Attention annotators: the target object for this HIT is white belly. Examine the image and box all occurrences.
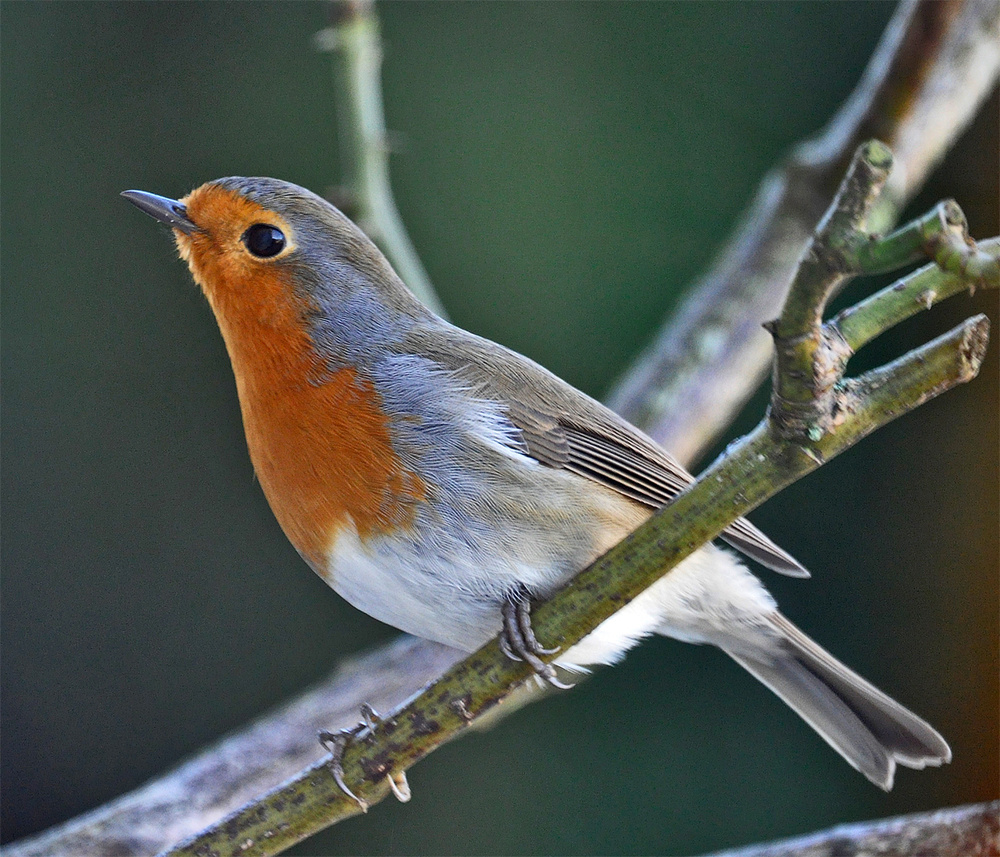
[320,510,776,669]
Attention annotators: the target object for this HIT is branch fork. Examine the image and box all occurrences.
[155,142,995,855]
[767,140,996,446]
[8,0,998,850]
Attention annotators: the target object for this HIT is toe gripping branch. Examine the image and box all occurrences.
[500,584,574,690]
[319,703,411,812]
[320,585,572,812]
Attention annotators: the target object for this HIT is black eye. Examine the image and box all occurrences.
[242,224,286,258]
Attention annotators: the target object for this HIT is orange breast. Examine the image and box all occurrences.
[236,347,425,568]
[176,187,423,567]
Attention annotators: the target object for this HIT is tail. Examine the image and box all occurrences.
[726,613,951,790]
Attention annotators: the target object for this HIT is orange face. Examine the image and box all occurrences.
[174,183,423,568]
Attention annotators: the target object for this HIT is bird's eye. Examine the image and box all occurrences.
[242,224,286,258]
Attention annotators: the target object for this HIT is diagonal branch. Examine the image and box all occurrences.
[704,800,1000,857]
[158,143,996,857]
[7,4,996,856]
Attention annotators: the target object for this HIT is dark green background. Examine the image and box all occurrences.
[2,3,997,855]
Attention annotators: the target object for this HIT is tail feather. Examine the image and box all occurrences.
[727,613,951,790]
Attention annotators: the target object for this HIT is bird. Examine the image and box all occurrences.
[122,177,950,791]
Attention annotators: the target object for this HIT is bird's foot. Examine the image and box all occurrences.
[500,584,573,690]
[319,703,411,810]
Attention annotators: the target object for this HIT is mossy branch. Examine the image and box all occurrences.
[8,3,997,855]
[161,143,996,857]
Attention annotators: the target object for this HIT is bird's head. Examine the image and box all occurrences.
[122,178,428,366]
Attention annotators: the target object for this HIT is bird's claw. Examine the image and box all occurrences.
[359,702,380,732]
[386,769,411,803]
[500,584,574,690]
[318,726,369,812]
[498,631,522,661]
[319,704,384,812]
[320,705,413,810]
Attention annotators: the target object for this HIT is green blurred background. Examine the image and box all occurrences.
[2,2,997,854]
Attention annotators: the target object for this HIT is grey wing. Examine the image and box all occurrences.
[507,402,808,577]
[405,323,808,577]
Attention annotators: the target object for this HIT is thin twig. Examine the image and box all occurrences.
[158,144,995,857]
[835,233,1000,352]
[315,0,446,316]
[703,800,1000,857]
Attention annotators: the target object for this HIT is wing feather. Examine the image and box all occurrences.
[405,324,809,578]
[507,404,808,577]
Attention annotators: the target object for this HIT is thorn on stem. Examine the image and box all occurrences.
[387,770,411,803]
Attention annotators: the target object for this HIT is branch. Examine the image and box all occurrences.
[9,4,997,855]
[704,800,1000,857]
[606,0,1000,463]
[835,231,1000,353]
[155,144,994,857]
[314,0,446,317]
[3,638,466,857]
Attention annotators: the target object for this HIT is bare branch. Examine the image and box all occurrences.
[704,800,1000,857]
[4,638,464,857]
[156,146,995,857]
[315,0,446,316]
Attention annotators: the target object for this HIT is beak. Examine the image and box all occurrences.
[121,190,198,234]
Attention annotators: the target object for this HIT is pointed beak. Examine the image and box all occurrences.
[121,190,198,234]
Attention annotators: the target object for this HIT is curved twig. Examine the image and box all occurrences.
[159,144,995,857]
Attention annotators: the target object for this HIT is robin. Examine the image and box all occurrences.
[122,178,950,791]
